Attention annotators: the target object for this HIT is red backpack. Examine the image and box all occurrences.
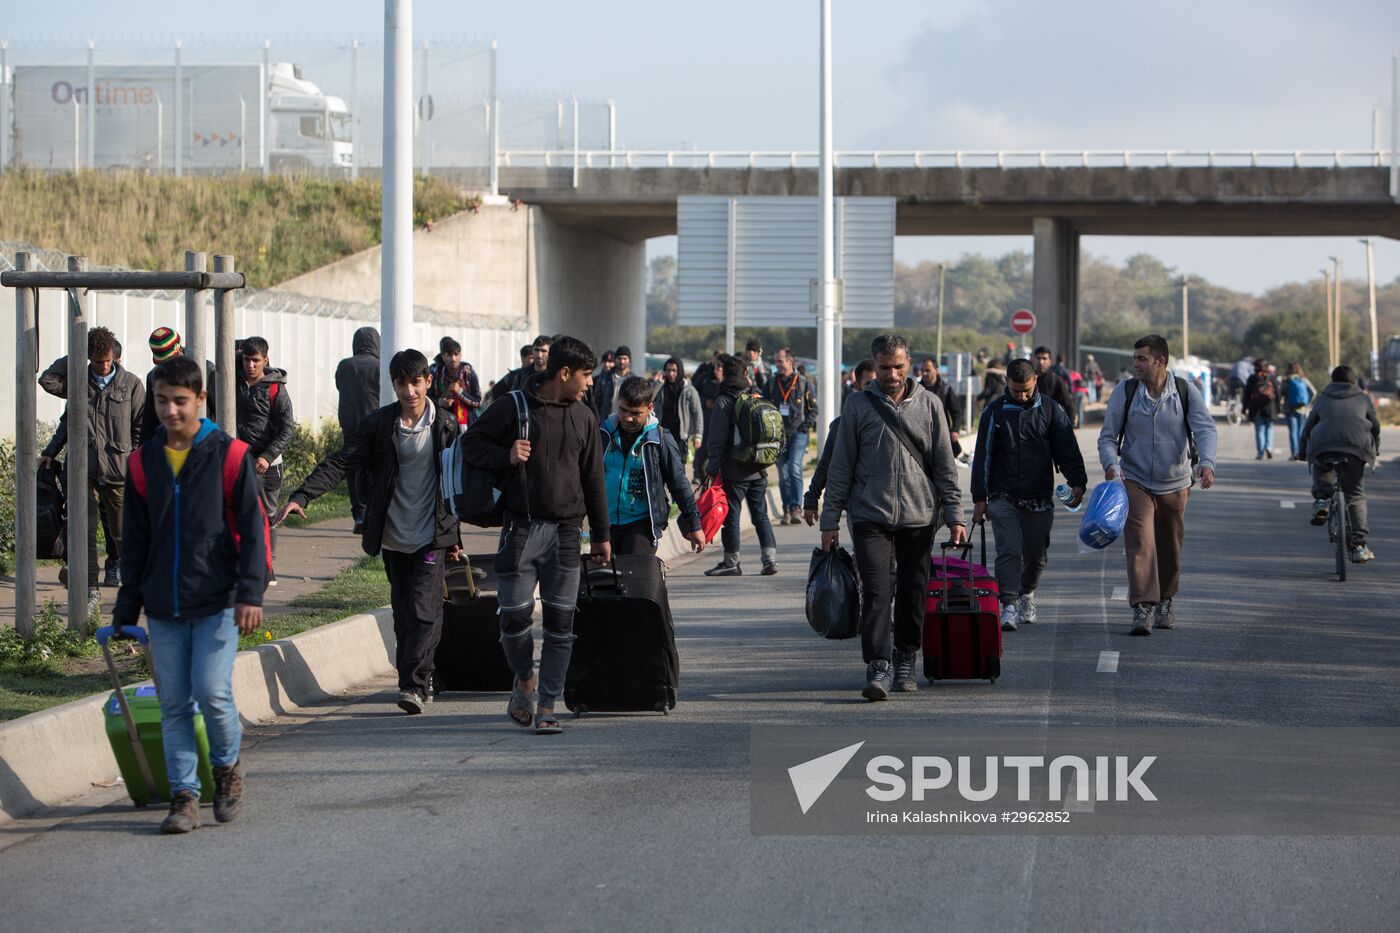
[128,438,273,575]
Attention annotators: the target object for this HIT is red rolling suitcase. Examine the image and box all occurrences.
[923,526,1002,683]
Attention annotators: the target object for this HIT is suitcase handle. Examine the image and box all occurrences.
[96,624,159,801]
[937,523,988,569]
[581,555,627,599]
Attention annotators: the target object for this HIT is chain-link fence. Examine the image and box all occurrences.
[0,37,613,185]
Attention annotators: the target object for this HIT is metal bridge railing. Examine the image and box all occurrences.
[499,148,1397,171]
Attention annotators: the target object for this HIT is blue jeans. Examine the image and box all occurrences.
[148,609,242,796]
[1253,416,1274,456]
[721,477,777,556]
[777,432,807,511]
[1286,409,1307,457]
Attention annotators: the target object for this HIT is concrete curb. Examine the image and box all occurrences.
[0,483,791,824]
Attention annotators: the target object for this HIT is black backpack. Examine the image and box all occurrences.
[36,460,66,559]
[440,391,529,528]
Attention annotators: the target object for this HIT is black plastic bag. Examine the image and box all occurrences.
[806,546,860,640]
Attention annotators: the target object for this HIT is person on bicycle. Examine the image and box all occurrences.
[1297,365,1381,564]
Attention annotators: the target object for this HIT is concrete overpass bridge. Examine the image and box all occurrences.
[495,148,1400,364]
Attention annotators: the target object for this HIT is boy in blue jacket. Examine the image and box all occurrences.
[600,376,706,556]
[113,355,269,835]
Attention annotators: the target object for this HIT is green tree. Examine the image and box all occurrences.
[646,255,678,328]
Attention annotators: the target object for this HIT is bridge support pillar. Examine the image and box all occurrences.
[1032,217,1079,364]
[530,209,646,366]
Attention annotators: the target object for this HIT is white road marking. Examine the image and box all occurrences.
[1097,650,1120,673]
[1111,586,1128,601]
[1280,500,1296,509]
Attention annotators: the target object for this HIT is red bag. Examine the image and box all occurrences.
[696,478,729,544]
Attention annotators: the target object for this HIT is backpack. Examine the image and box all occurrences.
[128,437,273,574]
[1284,376,1310,408]
[35,460,66,560]
[440,390,528,527]
[1255,378,1275,401]
[1116,377,1198,468]
[730,392,786,467]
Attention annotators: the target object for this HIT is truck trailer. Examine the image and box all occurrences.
[5,61,351,174]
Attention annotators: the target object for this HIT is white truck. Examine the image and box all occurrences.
[7,61,352,174]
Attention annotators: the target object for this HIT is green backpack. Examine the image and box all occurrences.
[730,392,786,467]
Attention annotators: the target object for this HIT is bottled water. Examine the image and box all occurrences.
[1055,483,1082,512]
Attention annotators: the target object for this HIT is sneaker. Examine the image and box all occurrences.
[103,559,121,588]
[267,569,278,587]
[212,759,245,823]
[160,790,201,834]
[87,589,102,614]
[891,649,918,693]
[396,690,424,714]
[999,601,1019,632]
[1130,605,1153,636]
[1310,499,1329,526]
[1017,592,1038,624]
[704,560,742,577]
[1153,598,1175,630]
[1351,545,1375,564]
[761,561,779,576]
[862,660,892,702]
[1265,448,1274,459]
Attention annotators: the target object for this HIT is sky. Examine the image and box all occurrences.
[6,0,1400,293]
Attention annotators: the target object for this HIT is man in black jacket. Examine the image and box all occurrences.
[236,337,294,583]
[278,349,462,715]
[918,357,964,458]
[1033,346,1079,428]
[703,354,779,577]
[459,335,610,735]
[488,334,551,403]
[334,327,380,531]
[593,344,634,421]
[971,359,1087,632]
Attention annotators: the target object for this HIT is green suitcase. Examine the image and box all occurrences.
[98,626,215,806]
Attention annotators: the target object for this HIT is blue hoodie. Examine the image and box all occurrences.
[600,414,703,546]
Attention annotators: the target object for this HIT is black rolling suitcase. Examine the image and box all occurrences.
[565,554,679,715]
[432,554,515,694]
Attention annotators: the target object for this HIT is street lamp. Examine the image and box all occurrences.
[1328,255,1342,369]
[1359,237,1379,382]
[935,262,946,362]
[1180,275,1189,360]
[1319,268,1333,370]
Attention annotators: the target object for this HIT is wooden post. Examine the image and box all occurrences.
[213,255,238,436]
[66,255,90,632]
[185,250,207,416]
[13,252,38,638]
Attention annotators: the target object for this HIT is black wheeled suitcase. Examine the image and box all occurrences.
[432,554,515,693]
[565,554,679,715]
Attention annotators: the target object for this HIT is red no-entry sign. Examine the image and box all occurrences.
[1011,309,1036,334]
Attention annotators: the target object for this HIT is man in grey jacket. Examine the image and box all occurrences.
[1298,365,1381,563]
[1097,335,1218,636]
[821,334,966,700]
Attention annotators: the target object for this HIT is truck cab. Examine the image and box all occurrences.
[267,62,352,174]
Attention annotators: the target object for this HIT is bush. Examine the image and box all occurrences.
[0,600,100,676]
[281,420,345,493]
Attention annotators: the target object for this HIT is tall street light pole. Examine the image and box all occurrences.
[1361,237,1379,381]
[1320,268,1333,370]
[935,262,946,362]
[1330,255,1343,369]
[381,0,413,403]
[1180,276,1190,359]
[815,0,837,451]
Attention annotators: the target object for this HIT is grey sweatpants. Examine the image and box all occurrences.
[986,499,1054,603]
[495,516,583,709]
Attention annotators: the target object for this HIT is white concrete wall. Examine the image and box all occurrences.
[0,286,529,440]
[531,208,647,365]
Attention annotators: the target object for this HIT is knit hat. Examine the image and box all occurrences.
[615,345,633,359]
[149,327,182,362]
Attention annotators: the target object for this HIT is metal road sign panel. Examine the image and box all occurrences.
[1011,309,1037,334]
[676,196,895,328]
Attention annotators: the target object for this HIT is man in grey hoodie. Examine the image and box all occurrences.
[1297,365,1381,563]
[1097,335,1218,636]
[821,334,966,701]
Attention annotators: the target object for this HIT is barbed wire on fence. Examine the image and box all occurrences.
[0,241,528,331]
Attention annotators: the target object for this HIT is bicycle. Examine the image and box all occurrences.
[1225,394,1243,427]
[1315,454,1351,581]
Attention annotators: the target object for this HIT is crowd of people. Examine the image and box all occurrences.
[31,319,1383,834]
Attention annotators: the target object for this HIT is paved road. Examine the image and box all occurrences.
[3,422,1398,932]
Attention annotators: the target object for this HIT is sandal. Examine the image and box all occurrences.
[534,713,563,735]
[507,678,536,728]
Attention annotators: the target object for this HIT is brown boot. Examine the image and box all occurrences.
[160,790,201,834]
[212,759,246,824]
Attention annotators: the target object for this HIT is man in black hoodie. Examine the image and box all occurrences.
[488,334,551,403]
[459,335,610,735]
[1033,346,1078,428]
[334,327,380,531]
[279,349,462,715]
[236,337,293,584]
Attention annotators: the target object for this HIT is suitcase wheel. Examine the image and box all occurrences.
[989,677,997,684]
[573,704,589,718]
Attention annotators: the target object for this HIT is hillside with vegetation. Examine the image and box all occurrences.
[0,169,477,288]
[647,252,1400,378]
